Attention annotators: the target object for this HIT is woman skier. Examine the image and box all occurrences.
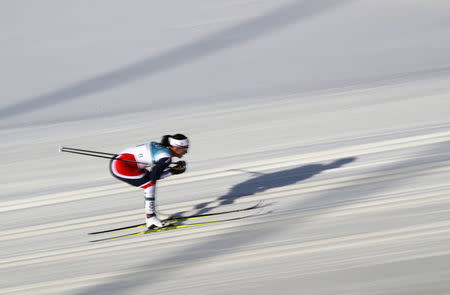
[110,134,189,229]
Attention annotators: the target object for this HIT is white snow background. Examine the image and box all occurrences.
[1,1,450,294]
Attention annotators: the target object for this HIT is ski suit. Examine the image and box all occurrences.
[110,142,173,215]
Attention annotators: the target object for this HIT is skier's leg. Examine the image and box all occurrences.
[110,157,163,228]
[142,182,163,229]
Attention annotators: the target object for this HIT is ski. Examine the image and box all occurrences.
[88,201,263,235]
[90,215,252,242]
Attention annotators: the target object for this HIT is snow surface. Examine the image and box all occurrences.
[1,1,450,294]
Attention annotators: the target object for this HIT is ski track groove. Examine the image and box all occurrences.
[1,159,449,241]
[1,219,450,294]
[1,130,449,212]
[1,181,450,268]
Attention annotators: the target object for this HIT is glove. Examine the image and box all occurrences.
[171,160,186,175]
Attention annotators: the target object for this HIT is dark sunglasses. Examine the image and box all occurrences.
[177,146,189,152]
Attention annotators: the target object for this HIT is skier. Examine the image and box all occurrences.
[110,134,189,229]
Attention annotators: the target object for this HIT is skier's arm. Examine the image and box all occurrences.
[149,157,172,181]
[150,158,187,181]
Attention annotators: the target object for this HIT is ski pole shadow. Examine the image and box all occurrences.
[192,157,357,215]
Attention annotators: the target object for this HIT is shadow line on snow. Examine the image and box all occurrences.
[1,0,345,122]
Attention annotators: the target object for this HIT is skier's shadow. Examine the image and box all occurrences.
[193,157,357,214]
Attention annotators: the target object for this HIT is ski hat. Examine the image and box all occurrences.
[169,137,189,148]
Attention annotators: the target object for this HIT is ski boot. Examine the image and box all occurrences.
[146,214,163,229]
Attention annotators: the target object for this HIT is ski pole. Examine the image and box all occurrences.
[59,146,152,166]
[59,146,117,156]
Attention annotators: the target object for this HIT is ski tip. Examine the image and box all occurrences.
[59,146,65,153]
